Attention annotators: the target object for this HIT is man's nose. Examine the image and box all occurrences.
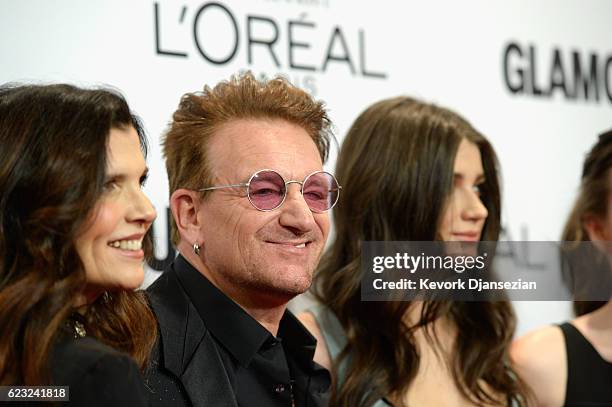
[278,183,316,234]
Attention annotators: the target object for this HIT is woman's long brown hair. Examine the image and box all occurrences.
[313,97,528,406]
[0,84,157,385]
[561,129,612,316]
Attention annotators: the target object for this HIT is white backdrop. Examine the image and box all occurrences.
[2,0,612,335]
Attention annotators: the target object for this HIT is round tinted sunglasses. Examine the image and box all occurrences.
[198,169,341,212]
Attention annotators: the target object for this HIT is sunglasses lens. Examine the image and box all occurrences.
[248,170,286,210]
[303,172,339,212]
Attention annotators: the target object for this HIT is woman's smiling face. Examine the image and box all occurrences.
[75,126,156,292]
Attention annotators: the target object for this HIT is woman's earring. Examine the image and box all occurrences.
[193,242,201,255]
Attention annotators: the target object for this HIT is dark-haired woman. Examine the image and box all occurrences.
[511,130,612,407]
[299,97,528,406]
[0,84,157,405]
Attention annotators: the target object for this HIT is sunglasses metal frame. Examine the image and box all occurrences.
[197,169,341,212]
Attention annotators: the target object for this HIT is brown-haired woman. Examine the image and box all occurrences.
[0,84,157,405]
[511,130,612,406]
[299,96,528,406]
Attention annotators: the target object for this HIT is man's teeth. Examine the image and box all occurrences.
[295,243,306,248]
[108,240,142,251]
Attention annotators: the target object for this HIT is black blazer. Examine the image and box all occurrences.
[145,267,238,407]
[145,260,330,407]
[51,336,148,406]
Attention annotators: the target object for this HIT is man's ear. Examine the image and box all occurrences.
[170,188,205,245]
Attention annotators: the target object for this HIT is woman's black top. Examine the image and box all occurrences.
[50,334,148,406]
[560,322,612,407]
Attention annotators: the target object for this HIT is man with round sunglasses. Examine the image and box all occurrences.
[198,169,340,213]
[145,72,337,407]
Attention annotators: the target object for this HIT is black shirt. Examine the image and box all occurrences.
[174,254,330,407]
[560,322,612,406]
[51,335,148,406]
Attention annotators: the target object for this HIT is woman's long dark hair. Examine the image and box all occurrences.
[561,129,612,316]
[313,97,527,406]
[0,84,157,385]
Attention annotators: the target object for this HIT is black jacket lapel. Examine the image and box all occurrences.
[148,268,237,407]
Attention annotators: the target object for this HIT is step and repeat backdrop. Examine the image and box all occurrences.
[2,0,611,334]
